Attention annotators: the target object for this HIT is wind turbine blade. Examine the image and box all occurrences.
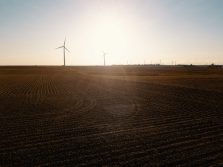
[56,46,64,49]
[102,52,107,57]
[65,47,70,52]
[64,37,66,46]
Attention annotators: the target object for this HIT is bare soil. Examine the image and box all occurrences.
[0,66,223,166]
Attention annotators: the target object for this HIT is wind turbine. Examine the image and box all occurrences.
[56,38,70,66]
[102,51,107,66]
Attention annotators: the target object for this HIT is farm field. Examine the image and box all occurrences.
[0,66,223,166]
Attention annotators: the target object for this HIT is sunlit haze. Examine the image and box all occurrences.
[0,0,223,65]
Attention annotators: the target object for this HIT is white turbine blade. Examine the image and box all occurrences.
[102,52,107,57]
[65,47,70,53]
[56,46,64,49]
[64,37,66,46]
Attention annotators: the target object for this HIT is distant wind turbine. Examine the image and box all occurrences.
[102,51,107,66]
[56,38,70,66]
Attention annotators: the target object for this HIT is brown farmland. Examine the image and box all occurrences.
[0,66,223,166]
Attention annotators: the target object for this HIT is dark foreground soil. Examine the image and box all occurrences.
[0,66,223,167]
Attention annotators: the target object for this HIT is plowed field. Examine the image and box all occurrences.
[0,66,223,166]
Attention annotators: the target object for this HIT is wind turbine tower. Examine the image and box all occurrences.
[103,52,107,66]
[56,38,70,66]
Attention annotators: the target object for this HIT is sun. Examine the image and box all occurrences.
[88,14,130,56]
[73,11,139,65]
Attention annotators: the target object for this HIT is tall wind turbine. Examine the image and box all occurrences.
[56,38,70,66]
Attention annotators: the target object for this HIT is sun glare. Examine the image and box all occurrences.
[74,10,140,65]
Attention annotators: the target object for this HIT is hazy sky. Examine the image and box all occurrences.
[0,0,223,65]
